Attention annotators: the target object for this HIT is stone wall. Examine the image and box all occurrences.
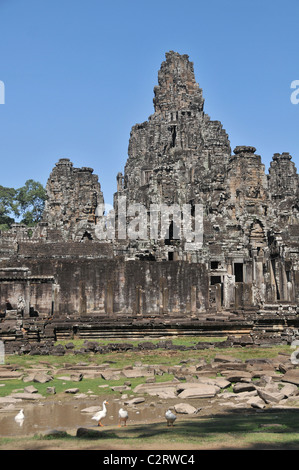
[0,256,208,318]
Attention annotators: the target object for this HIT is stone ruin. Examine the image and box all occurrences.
[0,51,298,351]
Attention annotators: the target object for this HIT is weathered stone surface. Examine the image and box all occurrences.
[24,385,38,394]
[133,381,178,398]
[33,372,53,384]
[221,371,252,382]
[281,370,299,386]
[123,397,145,405]
[56,372,83,382]
[233,382,256,393]
[178,384,219,399]
[10,392,43,400]
[0,50,298,345]
[248,396,267,409]
[213,355,242,364]
[0,371,23,380]
[291,349,299,365]
[197,377,231,389]
[42,158,104,241]
[110,385,131,392]
[0,396,22,404]
[279,383,298,398]
[100,370,122,381]
[122,368,154,379]
[174,403,198,414]
[134,385,177,399]
[256,388,285,404]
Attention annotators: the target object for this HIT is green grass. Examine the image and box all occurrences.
[2,409,299,450]
[0,372,176,398]
[3,336,292,370]
[0,339,292,402]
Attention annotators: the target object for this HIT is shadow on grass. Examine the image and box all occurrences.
[66,407,299,450]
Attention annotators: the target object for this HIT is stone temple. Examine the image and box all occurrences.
[0,51,299,350]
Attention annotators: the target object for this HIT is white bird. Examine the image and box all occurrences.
[15,409,24,421]
[91,400,109,427]
[165,409,176,427]
[118,408,128,427]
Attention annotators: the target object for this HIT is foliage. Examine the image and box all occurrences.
[0,180,46,229]
[16,179,47,226]
[0,185,19,229]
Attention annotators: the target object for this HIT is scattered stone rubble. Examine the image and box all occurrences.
[1,349,299,415]
[1,333,296,356]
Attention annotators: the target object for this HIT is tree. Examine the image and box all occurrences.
[16,180,47,226]
[0,185,19,230]
[0,180,47,230]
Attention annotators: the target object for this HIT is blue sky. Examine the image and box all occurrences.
[0,0,298,205]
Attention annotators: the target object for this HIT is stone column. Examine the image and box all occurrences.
[106,281,114,314]
[24,280,30,318]
[191,286,197,314]
[51,283,60,317]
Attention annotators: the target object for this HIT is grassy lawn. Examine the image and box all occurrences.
[0,372,177,398]
[0,337,292,399]
[1,409,299,450]
[3,336,292,370]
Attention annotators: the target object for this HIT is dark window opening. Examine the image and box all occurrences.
[234,263,244,282]
[138,253,156,261]
[211,261,219,270]
[210,276,221,285]
[168,252,174,261]
[165,220,180,245]
[189,200,195,217]
[286,270,291,282]
[81,231,93,241]
[271,259,280,300]
[170,126,177,147]
[29,307,38,317]
[5,301,13,311]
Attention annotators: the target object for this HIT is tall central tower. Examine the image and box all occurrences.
[117,51,231,207]
[114,51,231,259]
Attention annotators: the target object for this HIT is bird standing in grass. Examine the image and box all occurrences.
[92,400,109,427]
[118,408,128,427]
[165,409,176,427]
